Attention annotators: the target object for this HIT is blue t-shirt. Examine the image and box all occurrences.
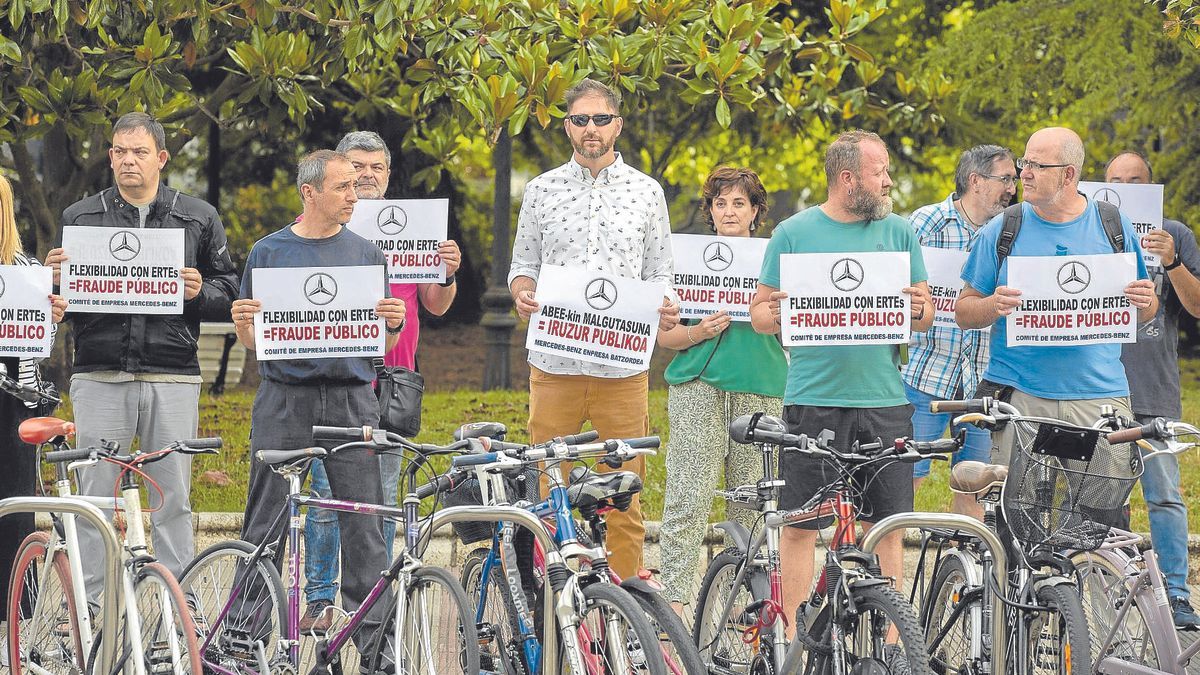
[240,224,390,385]
[760,206,927,408]
[960,200,1149,399]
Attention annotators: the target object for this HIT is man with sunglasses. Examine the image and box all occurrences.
[903,144,1017,519]
[508,78,679,579]
[957,128,1157,488]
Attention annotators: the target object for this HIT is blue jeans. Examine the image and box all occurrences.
[304,454,401,604]
[1137,414,1191,601]
[903,382,992,479]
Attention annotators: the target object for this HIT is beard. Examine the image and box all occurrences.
[847,184,893,221]
[983,192,1013,221]
[572,135,613,160]
[355,181,385,199]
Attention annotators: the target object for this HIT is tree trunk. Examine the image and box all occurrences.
[481,130,517,391]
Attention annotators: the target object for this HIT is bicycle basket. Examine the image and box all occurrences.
[440,469,539,544]
[1002,418,1142,551]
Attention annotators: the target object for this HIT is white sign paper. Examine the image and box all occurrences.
[1006,253,1137,347]
[1079,181,1163,267]
[345,199,449,283]
[525,265,664,370]
[0,265,53,358]
[253,265,386,361]
[779,252,911,346]
[671,234,766,321]
[921,247,970,329]
[61,226,184,314]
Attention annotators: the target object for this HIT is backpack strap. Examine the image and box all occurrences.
[1094,199,1126,253]
[996,203,1024,268]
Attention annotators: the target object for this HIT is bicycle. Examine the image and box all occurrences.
[6,402,213,675]
[1069,416,1200,674]
[180,424,480,674]
[689,413,961,675]
[914,397,1141,675]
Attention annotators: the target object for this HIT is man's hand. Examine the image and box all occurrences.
[45,248,68,286]
[514,289,539,320]
[232,299,262,328]
[375,297,407,329]
[49,295,67,324]
[767,291,787,326]
[1141,230,1177,267]
[991,286,1022,317]
[182,267,203,301]
[439,240,462,276]
[903,285,930,320]
[1124,279,1156,310]
[658,297,681,332]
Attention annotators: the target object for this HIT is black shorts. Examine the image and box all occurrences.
[779,404,915,529]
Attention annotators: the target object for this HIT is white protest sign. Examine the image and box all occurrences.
[345,199,449,283]
[526,264,664,370]
[1079,181,1163,267]
[0,265,53,358]
[779,252,911,346]
[921,247,970,329]
[671,233,766,321]
[61,226,184,314]
[253,265,386,361]
[1006,253,1137,347]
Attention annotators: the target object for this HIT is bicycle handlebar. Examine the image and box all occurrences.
[43,437,221,466]
[44,447,97,464]
[312,425,371,442]
[1106,419,1165,444]
[930,398,992,414]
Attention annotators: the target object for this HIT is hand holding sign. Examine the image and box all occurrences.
[375,296,406,329]
[1124,279,1156,310]
[658,297,681,331]
[992,286,1022,318]
[439,240,462,276]
[692,310,732,341]
[232,298,261,328]
[50,294,66,323]
[1140,229,1177,267]
[904,285,930,322]
[182,267,203,300]
[45,247,67,286]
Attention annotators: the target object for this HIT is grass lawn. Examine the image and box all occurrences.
[62,359,1200,531]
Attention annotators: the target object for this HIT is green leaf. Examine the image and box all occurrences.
[0,35,21,62]
[715,96,730,127]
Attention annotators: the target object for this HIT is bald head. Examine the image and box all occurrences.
[1105,152,1152,184]
[1027,127,1084,174]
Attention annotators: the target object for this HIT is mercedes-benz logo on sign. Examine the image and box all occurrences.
[376,206,408,236]
[584,278,617,311]
[830,258,865,292]
[304,273,338,305]
[1056,261,1091,294]
[1094,188,1121,208]
[109,230,141,262]
[703,241,734,272]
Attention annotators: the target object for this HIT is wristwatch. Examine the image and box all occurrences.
[438,274,456,287]
[386,320,406,335]
[1164,258,1183,271]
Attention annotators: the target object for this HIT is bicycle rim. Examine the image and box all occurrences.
[921,554,983,674]
[1026,583,1091,675]
[574,582,667,675]
[627,587,706,675]
[7,531,85,675]
[1070,550,1162,669]
[460,548,529,675]
[693,550,756,675]
[130,562,204,675]
[375,565,479,674]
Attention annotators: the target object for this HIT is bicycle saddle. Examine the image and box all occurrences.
[567,468,643,512]
[949,460,1009,494]
[18,416,75,444]
[257,447,328,466]
[454,421,507,441]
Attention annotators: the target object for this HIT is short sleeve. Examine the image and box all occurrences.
[239,246,258,299]
[907,228,927,284]
[961,217,1001,296]
[759,226,790,288]
[1173,220,1200,275]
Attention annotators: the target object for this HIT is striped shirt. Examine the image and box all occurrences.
[902,194,991,400]
[8,251,56,408]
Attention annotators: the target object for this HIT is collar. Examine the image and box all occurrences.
[104,184,178,219]
[567,152,625,184]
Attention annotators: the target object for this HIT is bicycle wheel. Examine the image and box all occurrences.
[692,549,757,674]
[625,586,706,675]
[178,539,287,671]
[361,565,480,674]
[7,531,85,674]
[127,562,203,674]
[571,582,667,675]
[460,547,530,675]
[921,554,984,674]
[1070,550,1163,668]
[1026,583,1091,675]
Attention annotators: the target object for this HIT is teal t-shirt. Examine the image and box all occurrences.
[759,206,927,407]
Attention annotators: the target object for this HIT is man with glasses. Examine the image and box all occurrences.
[957,128,1157,486]
[508,78,679,578]
[904,145,1016,519]
[1106,150,1200,628]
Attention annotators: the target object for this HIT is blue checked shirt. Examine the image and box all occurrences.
[902,194,991,400]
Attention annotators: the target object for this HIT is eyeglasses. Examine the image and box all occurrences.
[980,173,1018,186]
[567,114,620,128]
[1016,158,1071,172]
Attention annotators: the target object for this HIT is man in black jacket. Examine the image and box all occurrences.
[45,112,237,604]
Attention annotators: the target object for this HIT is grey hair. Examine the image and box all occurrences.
[336,131,391,166]
[112,112,166,152]
[954,144,1015,194]
[1105,150,1153,182]
[1061,133,1085,176]
[824,129,886,185]
[564,78,621,114]
[296,149,350,196]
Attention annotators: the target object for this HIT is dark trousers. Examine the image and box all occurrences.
[240,379,389,648]
[0,393,37,605]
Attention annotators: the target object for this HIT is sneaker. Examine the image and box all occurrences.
[1172,596,1200,631]
[299,599,334,633]
[883,643,912,675]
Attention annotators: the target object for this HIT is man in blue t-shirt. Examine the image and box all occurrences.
[751,130,933,639]
[957,128,1157,472]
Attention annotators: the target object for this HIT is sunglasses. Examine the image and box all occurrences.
[567,114,620,127]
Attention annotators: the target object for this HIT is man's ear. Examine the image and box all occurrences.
[158,149,169,169]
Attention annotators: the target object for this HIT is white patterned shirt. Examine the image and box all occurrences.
[509,152,674,377]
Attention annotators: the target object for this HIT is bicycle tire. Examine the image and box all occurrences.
[625,586,706,675]
[1027,582,1091,675]
[1070,550,1164,669]
[571,581,668,675]
[460,547,530,675]
[128,562,204,674]
[921,553,984,674]
[361,565,480,674]
[7,531,85,675]
[692,548,758,675]
[178,539,287,671]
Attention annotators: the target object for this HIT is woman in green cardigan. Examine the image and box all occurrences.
[658,167,786,612]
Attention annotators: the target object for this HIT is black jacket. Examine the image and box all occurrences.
[62,185,238,375]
